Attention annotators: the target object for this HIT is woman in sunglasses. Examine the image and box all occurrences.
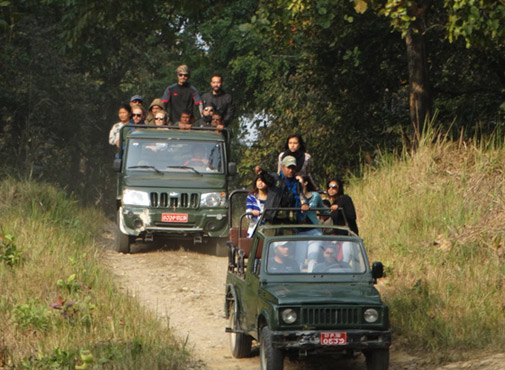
[326,178,358,235]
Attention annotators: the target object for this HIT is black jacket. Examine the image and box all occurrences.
[330,194,358,235]
[202,90,233,126]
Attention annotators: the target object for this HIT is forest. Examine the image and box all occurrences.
[1,0,504,209]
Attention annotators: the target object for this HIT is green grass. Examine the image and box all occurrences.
[349,127,505,362]
[0,178,195,369]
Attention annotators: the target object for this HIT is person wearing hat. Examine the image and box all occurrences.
[160,64,203,124]
[195,102,216,127]
[129,95,143,109]
[255,156,309,224]
[267,241,300,273]
[145,98,166,125]
[201,74,233,127]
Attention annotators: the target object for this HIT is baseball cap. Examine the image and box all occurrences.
[281,156,297,168]
[130,95,143,102]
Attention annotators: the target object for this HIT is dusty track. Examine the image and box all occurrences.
[99,228,505,370]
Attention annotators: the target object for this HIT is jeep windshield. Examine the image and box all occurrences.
[125,138,224,174]
[266,239,367,274]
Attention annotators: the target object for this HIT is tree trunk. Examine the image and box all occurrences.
[405,3,432,141]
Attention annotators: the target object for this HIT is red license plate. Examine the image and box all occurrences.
[320,332,347,345]
[161,213,188,223]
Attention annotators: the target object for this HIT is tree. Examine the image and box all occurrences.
[359,0,505,138]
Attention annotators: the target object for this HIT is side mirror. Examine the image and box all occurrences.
[371,262,384,280]
[228,162,237,176]
[113,158,122,173]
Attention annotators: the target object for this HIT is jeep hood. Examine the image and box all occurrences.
[259,282,382,306]
[123,172,225,190]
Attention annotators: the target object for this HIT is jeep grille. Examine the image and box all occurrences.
[150,192,199,208]
[301,307,360,326]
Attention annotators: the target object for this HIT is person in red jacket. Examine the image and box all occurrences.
[161,65,202,123]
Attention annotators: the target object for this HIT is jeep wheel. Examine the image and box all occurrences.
[115,227,133,253]
[211,237,228,257]
[260,326,283,370]
[229,302,252,358]
[365,349,389,370]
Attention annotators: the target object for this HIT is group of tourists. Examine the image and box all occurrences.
[246,133,359,272]
[246,133,358,238]
[108,64,233,148]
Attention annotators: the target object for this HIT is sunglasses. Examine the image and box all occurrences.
[178,73,189,77]
[131,99,142,103]
[328,185,338,189]
[204,108,214,112]
[154,117,165,120]
[132,113,142,117]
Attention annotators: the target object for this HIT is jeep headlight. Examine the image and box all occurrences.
[122,189,150,206]
[364,308,379,323]
[281,308,298,324]
[200,192,225,207]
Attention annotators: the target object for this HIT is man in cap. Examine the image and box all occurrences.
[130,95,143,109]
[255,155,309,223]
[201,74,233,127]
[161,65,203,124]
[268,241,300,273]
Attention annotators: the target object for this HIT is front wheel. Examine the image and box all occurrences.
[228,302,252,358]
[115,227,133,253]
[210,237,228,257]
[115,211,133,253]
[260,326,283,370]
[365,349,389,370]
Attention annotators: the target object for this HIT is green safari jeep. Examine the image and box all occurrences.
[113,125,236,254]
[225,205,390,370]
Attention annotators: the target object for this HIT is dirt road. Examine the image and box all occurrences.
[99,231,505,370]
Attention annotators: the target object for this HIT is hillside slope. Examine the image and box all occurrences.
[350,132,505,362]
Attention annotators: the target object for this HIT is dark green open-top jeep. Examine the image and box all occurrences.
[113,125,235,254]
[224,196,390,370]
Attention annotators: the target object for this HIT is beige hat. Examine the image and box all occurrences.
[281,156,297,168]
[176,64,189,74]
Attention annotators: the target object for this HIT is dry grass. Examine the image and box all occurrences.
[0,178,194,369]
[349,127,505,362]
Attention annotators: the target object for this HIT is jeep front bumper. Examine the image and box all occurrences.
[270,329,391,352]
[118,206,228,238]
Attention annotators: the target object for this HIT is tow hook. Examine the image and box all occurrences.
[144,232,154,242]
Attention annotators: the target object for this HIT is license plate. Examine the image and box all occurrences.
[161,213,188,223]
[320,332,347,345]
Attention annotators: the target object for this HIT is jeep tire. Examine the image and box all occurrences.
[115,211,133,253]
[260,326,283,370]
[365,349,389,370]
[229,302,252,358]
[212,237,228,257]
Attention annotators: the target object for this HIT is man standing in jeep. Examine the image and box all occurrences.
[202,74,233,127]
[161,65,203,123]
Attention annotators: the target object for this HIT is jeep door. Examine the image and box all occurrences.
[242,236,263,336]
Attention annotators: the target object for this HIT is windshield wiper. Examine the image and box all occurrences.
[165,165,202,176]
[128,165,163,174]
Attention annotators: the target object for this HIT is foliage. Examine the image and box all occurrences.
[0,0,504,208]
[12,299,51,331]
[0,233,24,266]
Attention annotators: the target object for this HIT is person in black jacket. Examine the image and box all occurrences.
[326,178,359,235]
[201,75,233,126]
[255,156,309,224]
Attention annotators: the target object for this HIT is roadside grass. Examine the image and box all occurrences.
[0,178,194,369]
[350,127,505,362]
